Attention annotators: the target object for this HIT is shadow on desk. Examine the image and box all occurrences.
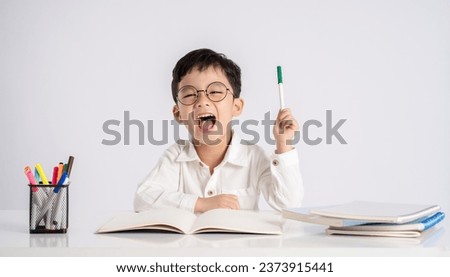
[282,225,445,248]
[95,232,283,248]
[93,226,444,250]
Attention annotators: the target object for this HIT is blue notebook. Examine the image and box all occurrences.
[328,211,445,232]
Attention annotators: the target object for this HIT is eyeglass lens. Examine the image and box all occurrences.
[177,82,228,105]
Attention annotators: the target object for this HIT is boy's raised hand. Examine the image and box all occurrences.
[273,108,299,154]
[195,194,240,213]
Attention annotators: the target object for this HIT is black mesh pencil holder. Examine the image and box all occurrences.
[29,184,69,233]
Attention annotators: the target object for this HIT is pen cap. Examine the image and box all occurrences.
[24,166,37,185]
[277,66,283,84]
[67,156,75,177]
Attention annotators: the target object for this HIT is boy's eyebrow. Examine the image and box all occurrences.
[179,81,228,90]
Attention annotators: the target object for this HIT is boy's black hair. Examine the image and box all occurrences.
[171,48,241,103]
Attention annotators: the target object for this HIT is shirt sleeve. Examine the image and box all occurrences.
[258,148,304,211]
[133,145,198,213]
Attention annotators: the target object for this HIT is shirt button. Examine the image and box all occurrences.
[207,190,214,196]
[272,159,279,166]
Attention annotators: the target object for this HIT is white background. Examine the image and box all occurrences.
[1,0,449,216]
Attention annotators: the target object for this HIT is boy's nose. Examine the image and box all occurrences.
[195,90,211,107]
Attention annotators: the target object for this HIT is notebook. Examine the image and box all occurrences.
[308,201,441,224]
[282,207,371,227]
[325,211,445,238]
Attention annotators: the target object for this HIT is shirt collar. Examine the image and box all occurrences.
[175,130,248,167]
[175,139,198,162]
[224,131,248,166]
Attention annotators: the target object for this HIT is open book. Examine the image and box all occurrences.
[96,208,282,235]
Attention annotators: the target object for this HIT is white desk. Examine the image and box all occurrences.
[0,210,449,257]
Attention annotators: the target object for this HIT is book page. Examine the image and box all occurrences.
[190,209,282,235]
[326,228,422,238]
[282,207,370,227]
[96,209,197,234]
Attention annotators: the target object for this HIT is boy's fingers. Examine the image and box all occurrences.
[280,120,293,129]
[278,114,296,123]
[214,194,239,209]
[220,194,238,200]
[224,194,240,209]
[228,196,240,210]
[231,199,240,210]
[277,108,292,119]
[278,117,299,131]
[276,110,298,128]
[279,108,291,114]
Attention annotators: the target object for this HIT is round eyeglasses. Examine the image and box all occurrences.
[176,81,234,106]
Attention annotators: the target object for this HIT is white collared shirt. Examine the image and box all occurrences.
[134,132,304,212]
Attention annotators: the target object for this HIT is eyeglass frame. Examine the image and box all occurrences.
[176,81,235,106]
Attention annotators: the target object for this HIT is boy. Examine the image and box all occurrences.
[134,48,303,213]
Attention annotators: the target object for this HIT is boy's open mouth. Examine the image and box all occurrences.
[196,113,216,132]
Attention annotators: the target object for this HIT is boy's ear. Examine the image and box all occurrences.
[172,105,182,124]
[232,98,244,117]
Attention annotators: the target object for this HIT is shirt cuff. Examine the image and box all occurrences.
[270,148,299,167]
[179,194,198,213]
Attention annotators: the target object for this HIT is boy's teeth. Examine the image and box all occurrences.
[196,114,216,131]
[197,114,214,119]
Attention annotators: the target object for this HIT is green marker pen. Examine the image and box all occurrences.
[277,66,285,109]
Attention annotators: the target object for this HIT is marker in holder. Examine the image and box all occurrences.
[29,183,69,233]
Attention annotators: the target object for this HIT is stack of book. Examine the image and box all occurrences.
[282,201,445,238]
